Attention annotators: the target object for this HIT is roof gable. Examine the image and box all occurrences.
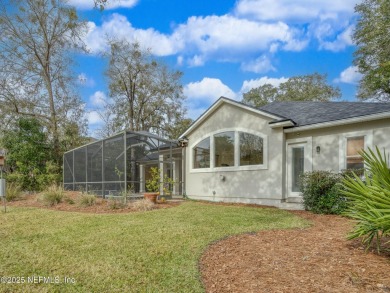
[179,97,282,138]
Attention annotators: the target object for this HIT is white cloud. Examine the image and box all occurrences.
[172,15,307,60]
[234,0,358,22]
[183,76,293,119]
[82,1,357,75]
[184,78,237,102]
[241,55,275,73]
[176,56,184,66]
[87,111,103,125]
[77,73,95,87]
[317,24,354,52]
[240,76,288,93]
[187,55,205,67]
[235,0,357,52]
[334,66,362,84]
[89,91,108,108]
[84,14,176,55]
[183,78,237,119]
[68,0,138,10]
[84,13,307,72]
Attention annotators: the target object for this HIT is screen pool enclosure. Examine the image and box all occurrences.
[63,131,183,197]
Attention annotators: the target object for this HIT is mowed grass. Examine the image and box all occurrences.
[0,201,308,292]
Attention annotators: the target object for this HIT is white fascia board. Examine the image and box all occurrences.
[269,120,295,128]
[179,97,281,138]
[284,112,390,133]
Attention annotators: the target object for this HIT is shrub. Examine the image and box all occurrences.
[6,161,62,192]
[36,161,62,190]
[108,197,126,210]
[300,170,346,214]
[132,199,155,211]
[78,194,96,207]
[6,169,40,192]
[342,147,390,252]
[5,182,23,202]
[63,196,75,205]
[146,167,160,192]
[41,184,64,206]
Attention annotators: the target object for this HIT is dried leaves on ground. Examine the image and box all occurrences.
[200,211,390,293]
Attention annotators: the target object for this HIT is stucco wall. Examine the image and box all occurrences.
[185,102,389,205]
[185,103,285,204]
[286,118,390,172]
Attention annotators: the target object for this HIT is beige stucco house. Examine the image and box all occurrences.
[179,97,390,209]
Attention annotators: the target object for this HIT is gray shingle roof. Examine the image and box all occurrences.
[259,101,390,127]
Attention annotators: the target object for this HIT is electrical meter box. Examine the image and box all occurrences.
[0,179,5,197]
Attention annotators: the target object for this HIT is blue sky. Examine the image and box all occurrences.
[70,0,362,135]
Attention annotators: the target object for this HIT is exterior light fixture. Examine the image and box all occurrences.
[316,146,321,154]
[178,136,189,147]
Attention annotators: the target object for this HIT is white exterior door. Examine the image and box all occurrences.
[287,140,312,197]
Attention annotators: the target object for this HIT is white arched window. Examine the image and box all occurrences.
[193,137,210,169]
[191,130,267,172]
[239,132,264,166]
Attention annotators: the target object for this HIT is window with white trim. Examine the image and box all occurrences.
[239,132,263,166]
[346,136,364,170]
[214,131,235,167]
[191,130,266,171]
[193,137,210,168]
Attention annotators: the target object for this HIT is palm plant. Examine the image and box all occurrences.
[342,147,390,252]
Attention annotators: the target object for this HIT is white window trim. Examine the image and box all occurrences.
[190,134,212,173]
[189,128,268,173]
[338,130,373,171]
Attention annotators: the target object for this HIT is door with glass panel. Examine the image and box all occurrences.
[287,143,307,197]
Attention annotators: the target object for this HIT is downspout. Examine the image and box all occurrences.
[178,137,189,198]
[181,146,186,197]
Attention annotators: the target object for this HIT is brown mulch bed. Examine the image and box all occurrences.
[7,191,181,214]
[200,211,390,293]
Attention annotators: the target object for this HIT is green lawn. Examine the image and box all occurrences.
[0,201,308,292]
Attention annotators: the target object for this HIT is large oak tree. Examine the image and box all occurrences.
[105,39,187,138]
[0,0,88,161]
[242,73,341,107]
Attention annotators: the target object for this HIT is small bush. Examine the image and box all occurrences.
[41,185,64,206]
[78,194,96,207]
[300,170,346,214]
[5,182,23,202]
[108,197,126,210]
[63,196,75,205]
[132,199,155,211]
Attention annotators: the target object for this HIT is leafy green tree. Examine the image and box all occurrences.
[1,118,55,191]
[105,39,187,137]
[242,84,279,107]
[0,0,88,161]
[165,118,193,139]
[242,73,341,107]
[353,0,390,101]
